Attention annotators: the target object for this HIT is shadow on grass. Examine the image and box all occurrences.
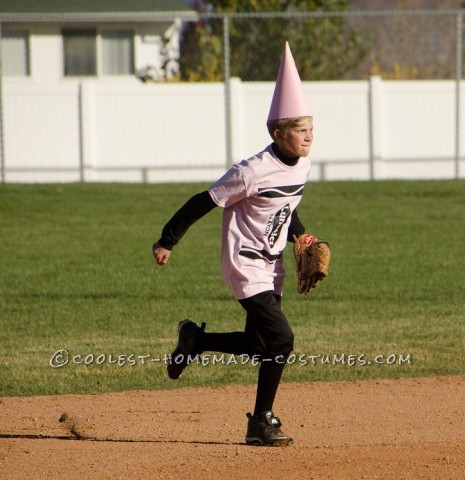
[1,291,139,300]
[1,291,234,301]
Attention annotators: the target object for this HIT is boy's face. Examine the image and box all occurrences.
[274,117,313,158]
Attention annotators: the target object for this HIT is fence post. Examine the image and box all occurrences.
[0,22,5,183]
[229,77,243,166]
[368,75,383,180]
[455,11,463,179]
[79,80,94,183]
[78,82,85,182]
[223,13,233,169]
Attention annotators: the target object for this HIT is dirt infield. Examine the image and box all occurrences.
[1,376,464,479]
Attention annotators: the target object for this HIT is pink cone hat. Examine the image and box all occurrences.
[267,41,312,122]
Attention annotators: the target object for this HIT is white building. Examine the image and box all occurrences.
[0,0,196,82]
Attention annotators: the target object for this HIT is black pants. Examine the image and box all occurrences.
[200,290,294,415]
[240,291,294,358]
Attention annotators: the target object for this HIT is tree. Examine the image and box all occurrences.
[179,0,370,81]
[348,0,465,80]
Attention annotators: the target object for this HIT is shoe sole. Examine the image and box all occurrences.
[166,320,192,380]
[245,436,294,447]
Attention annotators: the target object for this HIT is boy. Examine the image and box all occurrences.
[153,42,313,446]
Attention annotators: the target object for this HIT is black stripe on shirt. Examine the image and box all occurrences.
[257,184,305,198]
[239,246,282,264]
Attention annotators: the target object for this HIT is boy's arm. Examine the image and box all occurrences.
[287,208,305,242]
[153,190,217,265]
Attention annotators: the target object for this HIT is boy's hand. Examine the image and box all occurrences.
[152,243,172,265]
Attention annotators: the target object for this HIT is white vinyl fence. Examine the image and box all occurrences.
[1,76,464,183]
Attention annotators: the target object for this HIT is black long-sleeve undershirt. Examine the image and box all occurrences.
[287,208,305,241]
[156,191,216,250]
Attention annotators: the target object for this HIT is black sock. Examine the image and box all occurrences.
[198,324,287,416]
[253,359,286,416]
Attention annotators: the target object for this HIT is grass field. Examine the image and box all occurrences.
[0,180,464,397]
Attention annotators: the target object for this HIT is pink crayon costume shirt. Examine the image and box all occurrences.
[208,144,311,300]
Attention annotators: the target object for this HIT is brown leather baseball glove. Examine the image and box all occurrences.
[293,234,331,296]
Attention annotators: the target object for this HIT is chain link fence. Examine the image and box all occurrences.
[0,8,464,182]
[179,9,464,82]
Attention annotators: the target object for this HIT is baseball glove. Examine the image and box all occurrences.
[293,234,331,296]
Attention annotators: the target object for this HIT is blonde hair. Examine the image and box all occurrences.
[266,116,312,139]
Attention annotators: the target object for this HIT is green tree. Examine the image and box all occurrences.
[179,0,370,81]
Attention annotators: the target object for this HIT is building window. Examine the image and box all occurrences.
[63,29,97,76]
[101,31,134,75]
[62,29,134,77]
[1,30,30,76]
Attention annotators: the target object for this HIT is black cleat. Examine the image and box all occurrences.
[167,319,206,380]
[245,411,294,446]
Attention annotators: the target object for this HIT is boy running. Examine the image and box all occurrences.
[153,42,313,446]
